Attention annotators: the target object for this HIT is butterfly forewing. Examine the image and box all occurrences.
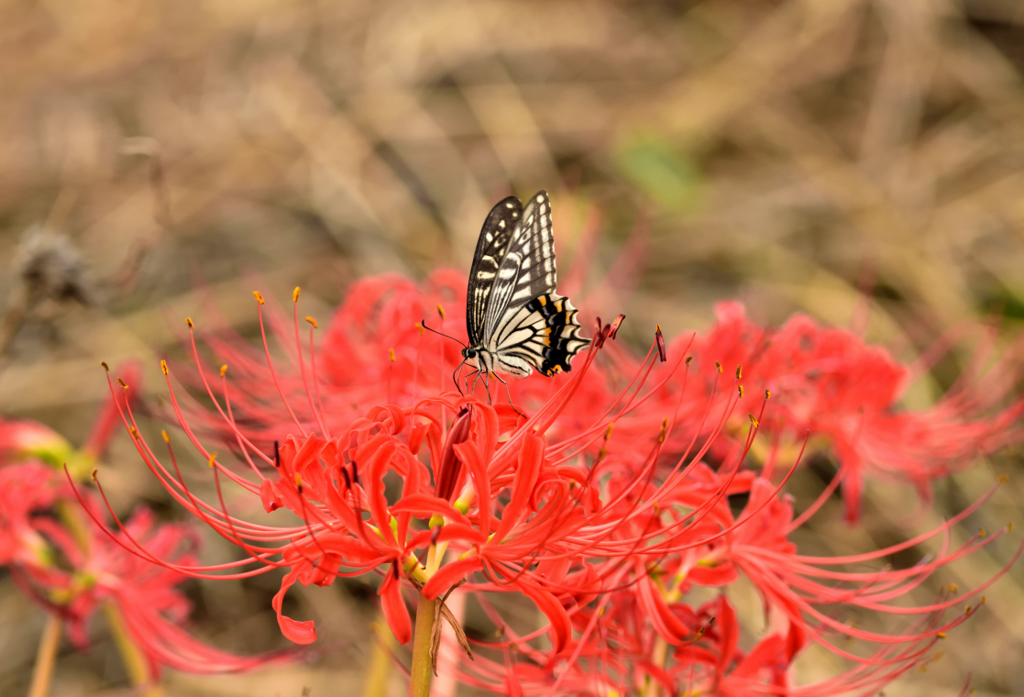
[466,195,522,346]
[482,191,557,341]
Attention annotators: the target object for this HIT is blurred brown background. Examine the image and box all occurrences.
[2,0,1024,695]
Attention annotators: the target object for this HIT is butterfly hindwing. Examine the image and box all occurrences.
[490,293,588,377]
[466,195,522,346]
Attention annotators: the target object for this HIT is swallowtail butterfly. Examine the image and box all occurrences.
[461,191,588,385]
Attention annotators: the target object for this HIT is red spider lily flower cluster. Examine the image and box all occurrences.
[631,301,1024,522]
[177,273,1024,523]
[91,271,1022,696]
[458,474,1016,696]
[0,405,283,677]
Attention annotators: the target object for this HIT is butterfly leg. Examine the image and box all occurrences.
[490,372,525,418]
[468,369,482,399]
[453,358,469,396]
[480,371,493,405]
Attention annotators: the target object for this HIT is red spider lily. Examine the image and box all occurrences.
[0,407,287,677]
[453,471,1018,697]
[174,275,1024,528]
[94,305,747,649]
[90,271,1021,697]
[628,301,1024,522]
[0,419,77,468]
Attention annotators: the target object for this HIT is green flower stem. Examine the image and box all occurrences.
[642,636,669,697]
[28,615,62,697]
[363,617,396,697]
[55,497,163,695]
[409,592,437,697]
[103,602,165,697]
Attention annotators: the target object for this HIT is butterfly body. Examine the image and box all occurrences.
[462,191,587,383]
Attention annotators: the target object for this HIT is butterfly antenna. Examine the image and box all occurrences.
[421,319,466,348]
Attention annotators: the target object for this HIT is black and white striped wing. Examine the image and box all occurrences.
[466,195,522,346]
[481,191,557,342]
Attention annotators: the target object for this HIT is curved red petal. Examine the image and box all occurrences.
[421,556,482,600]
[380,570,412,644]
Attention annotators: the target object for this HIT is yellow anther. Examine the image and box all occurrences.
[765,389,771,400]
[979,528,986,538]
[161,430,170,443]
[937,632,946,639]
[294,473,303,489]
[715,361,722,373]
[100,361,109,371]
[186,317,194,329]
[208,453,217,468]
[981,596,987,605]
[253,291,265,305]
[305,316,318,328]
[604,423,614,440]
[293,286,301,302]
[389,348,396,363]
[161,360,169,376]
[736,365,742,379]
[653,501,660,514]
[655,323,662,334]
[220,364,228,377]
[658,418,668,443]
[685,356,693,366]
[437,304,446,320]
[128,426,138,437]
[738,385,744,398]
[117,377,128,389]
[748,414,759,428]
[948,583,959,594]
[964,606,971,616]
[416,321,424,335]
[1008,522,1014,532]
[91,468,98,482]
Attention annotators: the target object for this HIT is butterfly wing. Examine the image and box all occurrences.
[490,293,588,377]
[466,195,522,346]
[481,191,557,342]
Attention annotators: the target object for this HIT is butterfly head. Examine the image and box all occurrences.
[461,345,491,373]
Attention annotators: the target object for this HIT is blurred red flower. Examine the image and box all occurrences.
[0,408,285,678]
